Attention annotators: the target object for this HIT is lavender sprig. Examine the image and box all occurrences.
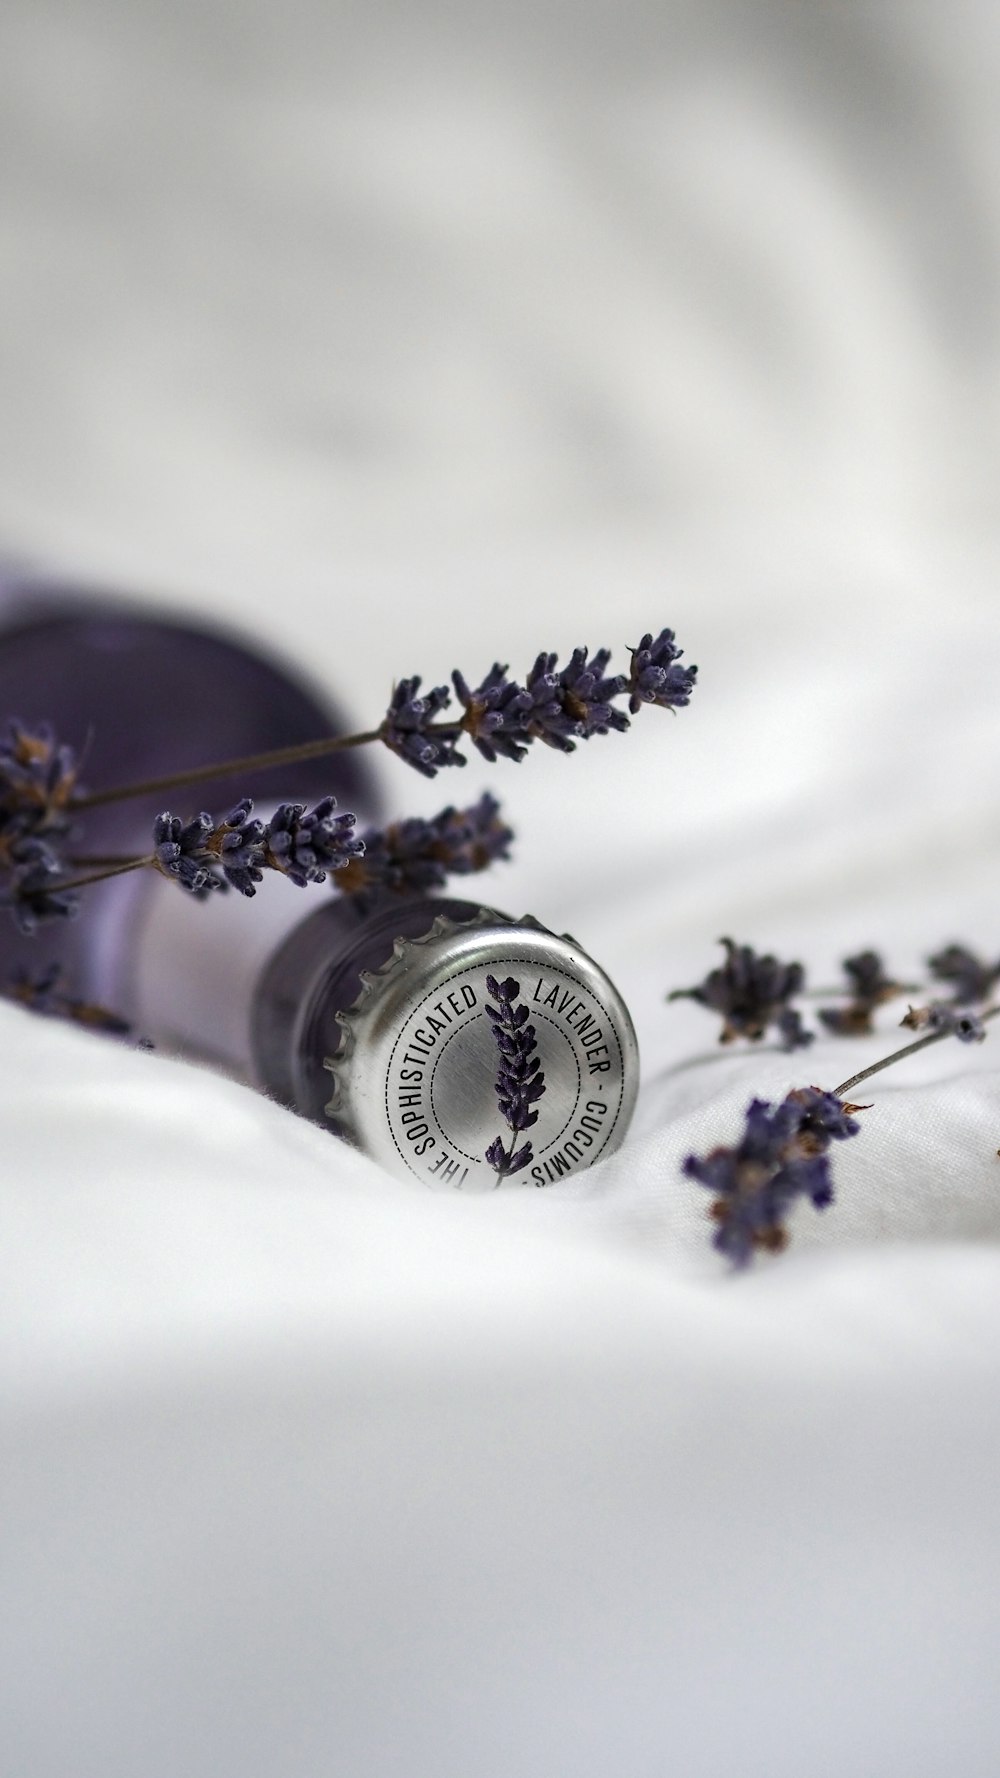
[627,628,698,714]
[3,621,693,921]
[153,796,361,897]
[686,996,1000,1267]
[0,719,80,823]
[684,1088,862,1265]
[265,797,365,886]
[380,678,464,778]
[484,974,546,1181]
[669,938,813,1050]
[338,793,512,907]
[817,949,908,1037]
[0,720,81,928]
[65,621,694,814]
[0,837,81,932]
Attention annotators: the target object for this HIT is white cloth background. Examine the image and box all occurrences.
[2,2,1000,1773]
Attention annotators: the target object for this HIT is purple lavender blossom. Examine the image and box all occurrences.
[842,950,902,1005]
[386,627,695,776]
[484,973,546,1180]
[522,653,581,753]
[339,793,512,906]
[819,949,906,1037]
[669,938,811,1049]
[777,1007,814,1051]
[556,647,630,738]
[927,944,1000,1006]
[380,677,464,777]
[0,719,79,821]
[265,796,363,886]
[452,665,532,764]
[154,797,361,897]
[152,810,226,894]
[683,1087,862,1265]
[627,629,698,714]
[521,646,630,751]
[215,798,268,895]
[0,836,81,932]
[0,720,80,926]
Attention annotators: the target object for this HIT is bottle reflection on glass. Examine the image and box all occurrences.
[0,573,638,1188]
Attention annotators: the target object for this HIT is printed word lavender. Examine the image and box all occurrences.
[484,975,546,1180]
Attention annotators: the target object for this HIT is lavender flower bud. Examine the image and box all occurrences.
[518,645,629,752]
[927,944,1000,1006]
[215,798,268,896]
[818,950,908,1037]
[556,646,630,737]
[669,938,809,1046]
[152,810,225,894]
[0,718,80,823]
[265,797,363,887]
[627,629,698,714]
[0,836,81,932]
[777,1007,814,1051]
[380,677,464,777]
[452,666,532,764]
[522,653,581,753]
[337,793,512,907]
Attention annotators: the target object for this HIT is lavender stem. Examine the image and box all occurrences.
[70,726,390,810]
[832,1003,1000,1096]
[52,855,156,893]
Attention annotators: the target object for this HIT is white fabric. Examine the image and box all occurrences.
[3,3,1000,1772]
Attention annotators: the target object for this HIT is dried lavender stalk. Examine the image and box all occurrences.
[685,999,1000,1267]
[2,623,694,924]
[4,963,142,1043]
[68,624,697,808]
[668,938,812,1050]
[684,1089,862,1266]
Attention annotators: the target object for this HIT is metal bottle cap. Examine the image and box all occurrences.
[324,906,639,1190]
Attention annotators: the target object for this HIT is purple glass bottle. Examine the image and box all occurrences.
[0,569,379,1011]
[0,575,639,1188]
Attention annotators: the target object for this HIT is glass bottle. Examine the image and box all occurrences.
[0,572,638,1188]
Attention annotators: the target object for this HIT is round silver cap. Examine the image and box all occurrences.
[324,907,639,1189]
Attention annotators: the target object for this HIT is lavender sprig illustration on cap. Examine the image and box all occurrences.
[484,975,546,1181]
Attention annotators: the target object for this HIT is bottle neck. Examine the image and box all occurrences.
[250,891,487,1122]
[125,845,322,1071]
[128,867,489,1130]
